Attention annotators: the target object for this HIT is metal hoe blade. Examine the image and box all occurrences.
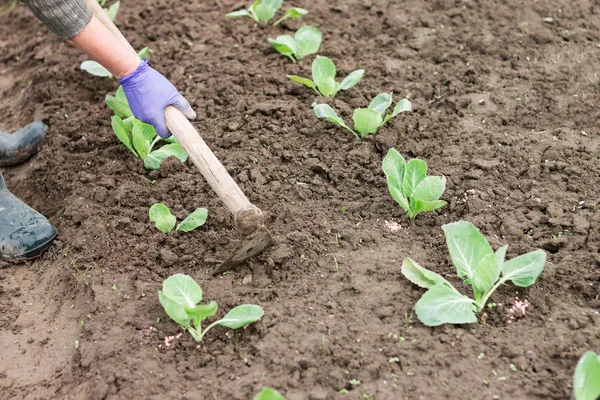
[212,226,273,275]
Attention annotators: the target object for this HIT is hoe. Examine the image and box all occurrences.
[85,0,272,274]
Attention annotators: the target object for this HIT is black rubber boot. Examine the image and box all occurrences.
[0,121,48,167]
[0,172,56,259]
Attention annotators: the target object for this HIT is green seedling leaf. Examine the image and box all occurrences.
[287,75,317,92]
[106,93,132,118]
[138,46,151,59]
[254,2,276,21]
[353,108,383,137]
[369,92,393,116]
[254,387,287,400]
[149,203,176,233]
[263,0,283,10]
[382,148,406,181]
[176,208,208,232]
[402,258,452,289]
[414,283,477,327]
[338,69,364,91]
[412,176,447,217]
[162,136,178,144]
[144,143,188,170]
[268,34,297,61]
[104,0,119,21]
[158,290,191,327]
[401,159,427,198]
[312,56,337,97]
[81,60,112,78]
[442,221,494,283]
[226,9,251,18]
[162,273,203,307]
[414,199,447,215]
[116,85,128,104]
[218,304,264,329]
[412,175,446,202]
[471,252,500,300]
[295,26,322,59]
[383,98,413,123]
[111,115,137,157]
[273,6,308,25]
[132,119,156,159]
[312,56,336,81]
[500,249,546,287]
[574,351,600,400]
[495,245,508,270]
[313,104,356,137]
[247,0,261,21]
[122,116,135,131]
[387,176,410,213]
[185,301,218,329]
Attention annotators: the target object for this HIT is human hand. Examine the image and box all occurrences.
[119,60,196,138]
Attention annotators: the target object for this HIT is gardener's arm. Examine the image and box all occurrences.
[21,0,195,137]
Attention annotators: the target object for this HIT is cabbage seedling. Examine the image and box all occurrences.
[382,148,446,218]
[81,47,150,78]
[158,274,264,342]
[149,203,176,233]
[402,221,546,326]
[149,203,208,233]
[107,86,188,170]
[313,93,412,139]
[227,0,282,23]
[254,387,286,400]
[288,56,364,97]
[227,0,306,25]
[268,26,322,62]
[573,351,600,400]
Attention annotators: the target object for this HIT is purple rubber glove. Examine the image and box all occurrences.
[118,60,196,138]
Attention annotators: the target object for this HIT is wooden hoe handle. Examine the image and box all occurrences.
[85,0,265,232]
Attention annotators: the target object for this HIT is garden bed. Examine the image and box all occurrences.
[0,0,599,399]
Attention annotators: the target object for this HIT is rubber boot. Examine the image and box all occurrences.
[0,172,56,259]
[0,121,48,167]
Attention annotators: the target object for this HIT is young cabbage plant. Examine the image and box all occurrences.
[81,47,149,78]
[402,221,546,327]
[227,0,306,25]
[573,351,600,400]
[268,26,322,62]
[254,387,286,400]
[149,203,208,234]
[226,0,281,23]
[313,93,412,139]
[288,56,364,97]
[107,86,188,170]
[382,148,446,218]
[158,274,264,342]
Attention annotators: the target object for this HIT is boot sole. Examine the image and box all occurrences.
[1,232,57,260]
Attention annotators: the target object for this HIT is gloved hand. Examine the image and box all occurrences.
[119,59,196,138]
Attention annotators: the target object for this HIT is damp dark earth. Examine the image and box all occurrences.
[1,0,599,399]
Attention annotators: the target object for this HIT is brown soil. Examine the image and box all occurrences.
[1,0,599,399]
